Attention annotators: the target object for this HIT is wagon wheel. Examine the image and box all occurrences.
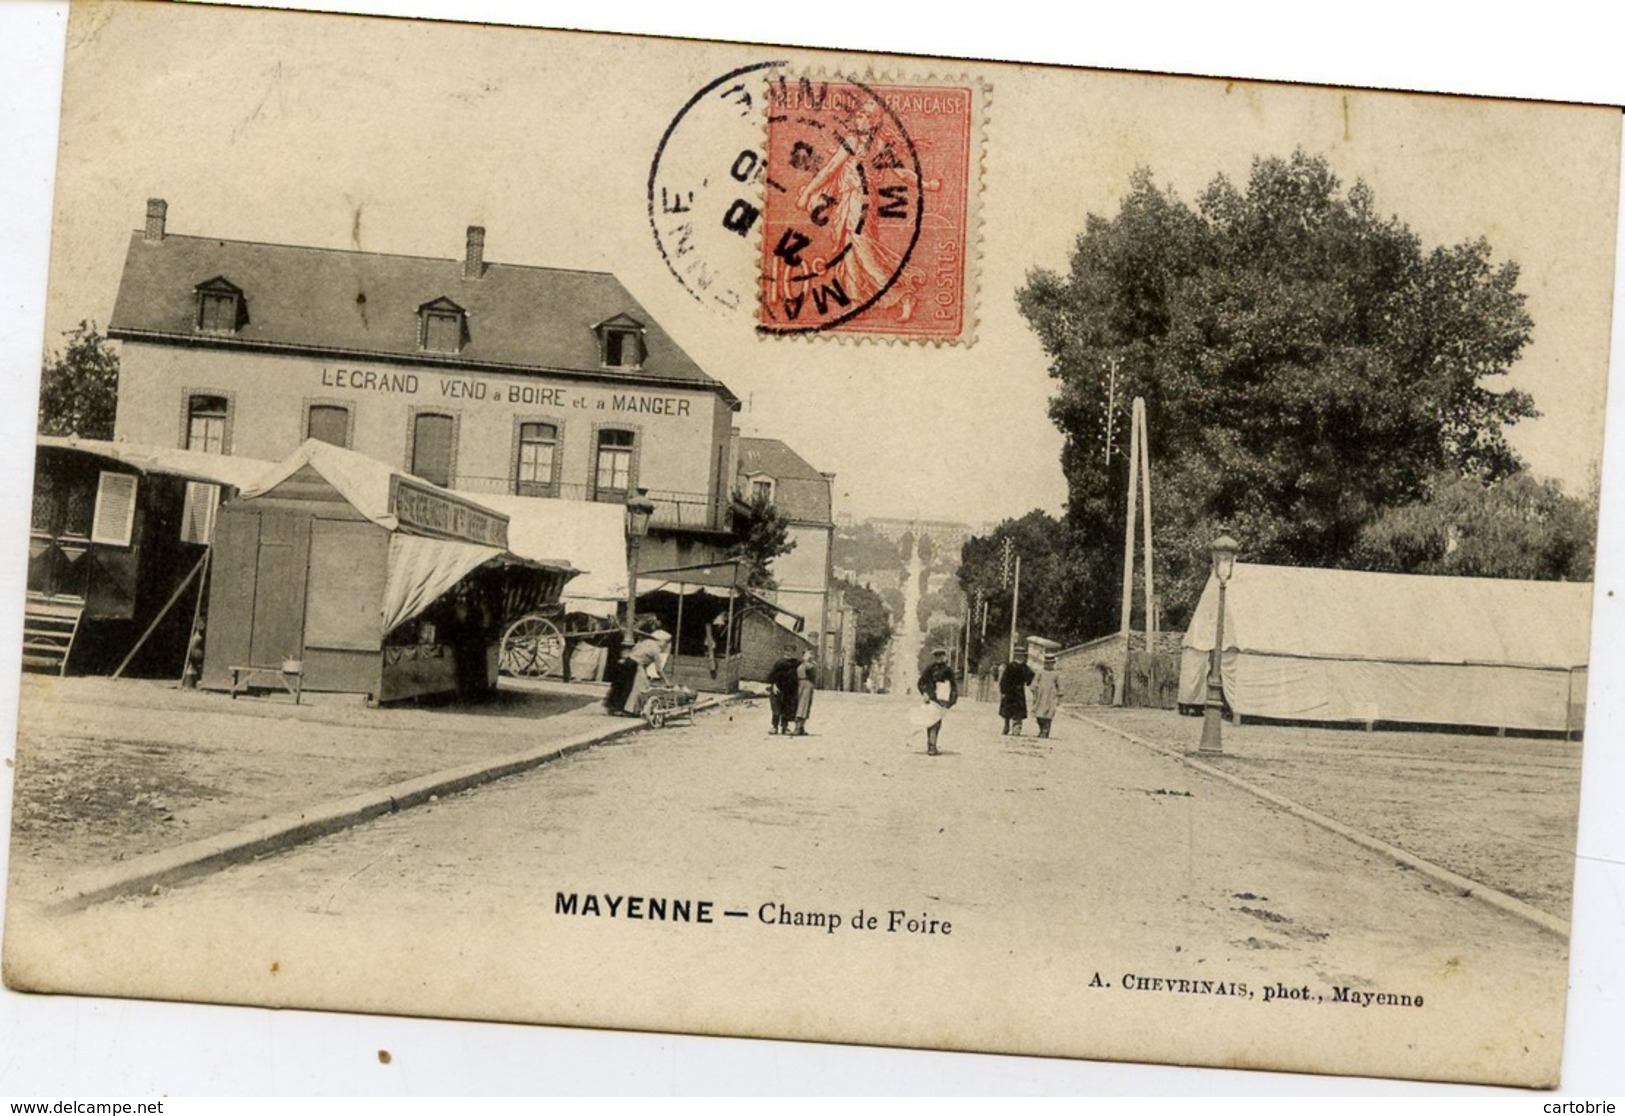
[500,614,566,678]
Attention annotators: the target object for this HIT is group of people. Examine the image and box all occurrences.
[911,642,1064,756]
[998,645,1063,738]
[766,649,818,735]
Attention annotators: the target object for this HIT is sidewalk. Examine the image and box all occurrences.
[7,674,737,909]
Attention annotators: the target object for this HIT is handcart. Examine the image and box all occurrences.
[638,683,697,728]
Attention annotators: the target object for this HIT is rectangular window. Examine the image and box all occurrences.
[411,413,456,488]
[603,329,640,367]
[751,479,773,503]
[594,428,634,499]
[187,394,228,454]
[180,481,221,545]
[516,422,558,496]
[423,312,462,353]
[307,404,351,447]
[198,293,238,334]
[91,471,138,546]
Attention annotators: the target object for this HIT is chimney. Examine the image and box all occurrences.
[144,198,168,242]
[464,225,485,279]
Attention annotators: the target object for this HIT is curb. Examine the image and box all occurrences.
[50,692,745,914]
[1064,709,1571,939]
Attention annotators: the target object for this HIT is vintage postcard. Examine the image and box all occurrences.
[3,1,1623,1095]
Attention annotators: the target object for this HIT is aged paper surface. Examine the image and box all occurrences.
[3,0,1624,1096]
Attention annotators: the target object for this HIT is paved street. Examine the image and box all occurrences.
[7,690,1569,1085]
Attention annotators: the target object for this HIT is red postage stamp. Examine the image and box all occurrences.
[757,76,981,342]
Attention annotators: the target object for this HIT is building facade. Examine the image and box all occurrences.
[108,200,743,574]
[735,437,836,661]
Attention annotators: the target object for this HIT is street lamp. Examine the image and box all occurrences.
[623,486,656,646]
[1199,533,1239,755]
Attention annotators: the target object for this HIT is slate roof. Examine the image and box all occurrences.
[108,230,739,406]
[737,437,832,526]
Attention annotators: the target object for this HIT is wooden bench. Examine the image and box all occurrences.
[228,661,304,704]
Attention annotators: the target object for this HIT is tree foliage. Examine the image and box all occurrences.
[957,510,1096,671]
[39,320,120,439]
[834,521,905,576]
[1017,151,1539,627]
[1353,470,1596,581]
[834,577,894,668]
[728,492,797,589]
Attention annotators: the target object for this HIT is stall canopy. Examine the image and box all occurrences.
[1180,562,1594,732]
[458,493,627,619]
[244,440,572,637]
[37,434,276,490]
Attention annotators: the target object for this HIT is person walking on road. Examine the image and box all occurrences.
[915,646,958,756]
[1031,651,1063,738]
[999,645,1035,735]
[767,651,801,734]
[791,649,818,735]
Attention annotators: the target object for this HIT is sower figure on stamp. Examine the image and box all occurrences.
[1031,651,1063,739]
[999,644,1035,735]
[795,99,938,322]
[915,646,958,756]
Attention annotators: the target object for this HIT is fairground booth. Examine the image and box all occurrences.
[631,558,806,693]
[26,435,274,678]
[200,440,575,704]
[1179,563,1592,736]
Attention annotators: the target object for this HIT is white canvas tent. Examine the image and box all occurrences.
[1179,563,1592,733]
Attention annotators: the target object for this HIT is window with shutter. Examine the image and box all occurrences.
[307,404,351,447]
[181,481,221,544]
[91,472,138,546]
[411,413,456,487]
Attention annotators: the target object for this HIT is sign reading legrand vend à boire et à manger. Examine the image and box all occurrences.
[389,475,509,549]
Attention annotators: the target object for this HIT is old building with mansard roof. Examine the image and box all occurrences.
[108,199,743,570]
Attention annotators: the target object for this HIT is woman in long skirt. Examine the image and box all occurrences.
[792,650,818,735]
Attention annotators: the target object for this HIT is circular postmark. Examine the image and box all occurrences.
[648,64,925,335]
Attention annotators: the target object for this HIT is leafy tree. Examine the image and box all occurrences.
[834,577,893,668]
[834,521,906,576]
[1018,152,1537,627]
[897,530,916,564]
[917,532,936,566]
[39,320,120,438]
[1353,470,1596,581]
[957,510,1096,671]
[728,492,796,589]
[920,622,962,674]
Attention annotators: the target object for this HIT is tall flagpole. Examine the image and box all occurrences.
[1114,399,1142,705]
[1139,399,1156,637]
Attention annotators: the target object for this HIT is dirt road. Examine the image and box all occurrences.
[6,690,1570,1086]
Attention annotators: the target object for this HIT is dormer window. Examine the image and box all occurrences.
[418,297,467,354]
[194,277,245,335]
[593,313,646,369]
[746,474,775,503]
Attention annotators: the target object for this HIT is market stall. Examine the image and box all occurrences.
[201,440,575,704]
[634,559,805,693]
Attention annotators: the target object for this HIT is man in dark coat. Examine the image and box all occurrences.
[916,646,958,756]
[767,652,802,734]
[999,645,1035,735]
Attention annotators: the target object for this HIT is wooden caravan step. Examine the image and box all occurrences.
[20,597,84,676]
